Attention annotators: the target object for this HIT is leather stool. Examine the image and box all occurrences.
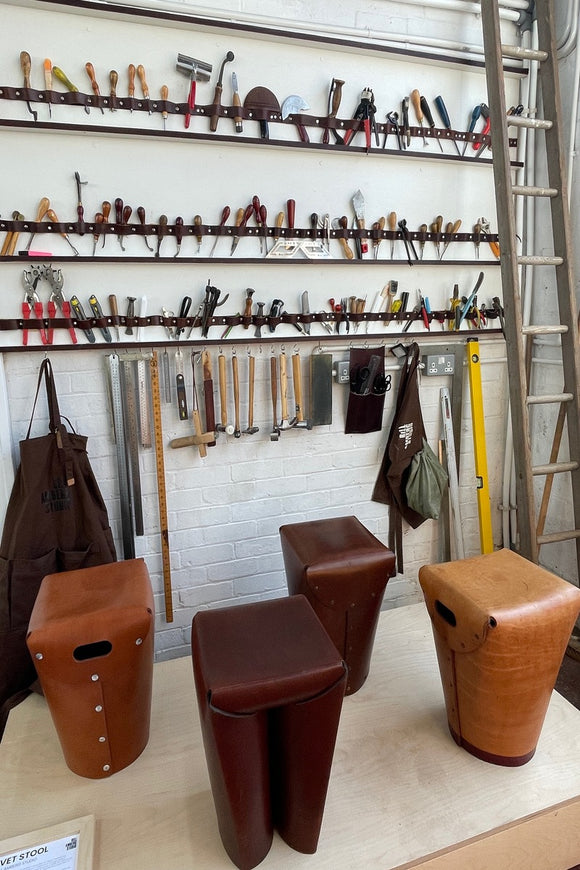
[191,594,347,870]
[26,558,154,779]
[419,548,580,766]
[279,516,395,694]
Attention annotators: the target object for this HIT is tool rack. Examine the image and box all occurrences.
[0,0,521,351]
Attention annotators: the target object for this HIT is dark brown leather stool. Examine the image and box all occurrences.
[26,558,154,779]
[279,516,395,694]
[191,594,347,870]
[419,548,580,766]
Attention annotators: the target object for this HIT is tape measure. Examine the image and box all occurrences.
[150,351,173,622]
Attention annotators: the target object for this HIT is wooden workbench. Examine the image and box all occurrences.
[2,603,580,869]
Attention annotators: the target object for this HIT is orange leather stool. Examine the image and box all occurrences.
[279,516,395,694]
[419,548,580,766]
[26,558,154,779]
[191,594,347,870]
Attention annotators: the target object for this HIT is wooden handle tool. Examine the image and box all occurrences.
[25,196,50,251]
[85,62,104,113]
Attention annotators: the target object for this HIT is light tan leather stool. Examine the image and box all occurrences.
[280,516,395,694]
[419,548,580,766]
[192,594,347,870]
[26,558,154,779]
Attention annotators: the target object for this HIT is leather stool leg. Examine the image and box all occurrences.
[270,667,347,854]
[201,705,272,870]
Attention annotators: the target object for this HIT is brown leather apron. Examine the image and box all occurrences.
[0,359,116,736]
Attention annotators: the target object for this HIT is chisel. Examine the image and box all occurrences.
[232,72,243,133]
[137,64,151,114]
[53,64,90,114]
[160,84,168,129]
[434,95,461,156]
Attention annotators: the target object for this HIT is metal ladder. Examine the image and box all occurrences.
[480,0,580,570]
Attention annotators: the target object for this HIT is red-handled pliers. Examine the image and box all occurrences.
[22,270,48,346]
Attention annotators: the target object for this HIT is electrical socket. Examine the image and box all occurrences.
[336,360,350,384]
[423,354,455,376]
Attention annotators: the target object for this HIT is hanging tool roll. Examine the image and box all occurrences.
[0,359,116,737]
[371,343,427,572]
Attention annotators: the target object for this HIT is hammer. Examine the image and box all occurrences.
[243,353,259,435]
[290,353,312,429]
[279,351,292,430]
[176,53,212,129]
[216,352,234,435]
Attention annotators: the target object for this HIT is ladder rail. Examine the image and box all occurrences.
[481,0,580,566]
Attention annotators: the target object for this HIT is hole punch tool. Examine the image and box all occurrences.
[22,269,47,346]
[176,53,212,130]
[44,265,78,344]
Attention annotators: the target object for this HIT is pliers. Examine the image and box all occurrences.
[22,270,47,346]
[45,267,77,344]
[344,88,379,151]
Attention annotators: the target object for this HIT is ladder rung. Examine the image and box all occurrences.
[500,44,549,62]
[512,185,558,197]
[507,115,553,130]
[537,529,580,546]
[527,393,573,406]
[521,324,568,335]
[533,461,579,476]
[518,255,564,266]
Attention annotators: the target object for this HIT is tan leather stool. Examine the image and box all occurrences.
[280,516,395,694]
[191,594,347,870]
[419,548,580,766]
[26,558,154,779]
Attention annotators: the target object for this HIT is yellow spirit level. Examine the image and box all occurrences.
[466,339,494,553]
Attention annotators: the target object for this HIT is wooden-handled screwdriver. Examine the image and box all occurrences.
[85,62,104,114]
[25,196,50,251]
[20,51,38,120]
[160,84,168,130]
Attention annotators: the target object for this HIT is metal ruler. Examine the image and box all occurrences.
[137,358,152,447]
[440,387,464,560]
[121,359,144,537]
[150,351,173,622]
[106,353,135,559]
[466,339,494,554]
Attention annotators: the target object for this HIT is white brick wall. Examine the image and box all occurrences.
[0,0,516,661]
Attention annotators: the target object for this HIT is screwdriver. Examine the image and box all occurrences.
[137,64,151,114]
[85,62,104,114]
[137,206,154,251]
[410,89,427,146]
[462,103,482,156]
[419,96,442,152]
[25,196,50,251]
[46,207,80,255]
[160,84,168,130]
[43,58,52,118]
[53,65,90,114]
[109,70,118,111]
[434,95,461,156]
